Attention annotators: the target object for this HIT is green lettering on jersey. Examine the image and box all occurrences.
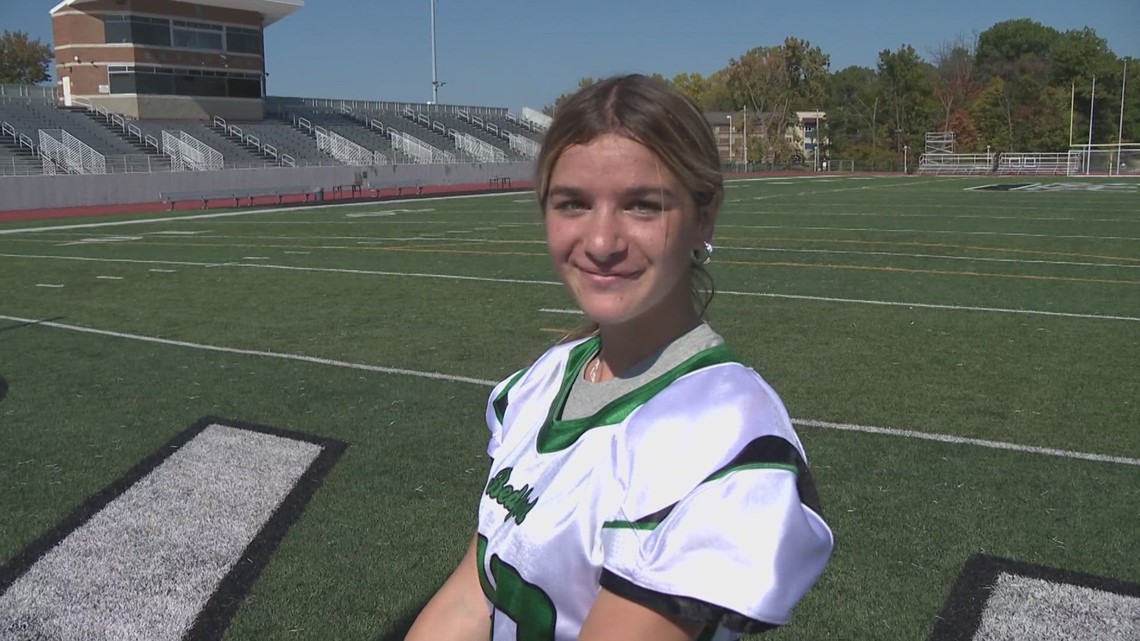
[485,467,539,525]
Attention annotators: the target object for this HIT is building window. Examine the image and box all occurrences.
[226,28,262,55]
[108,66,262,98]
[172,26,224,51]
[103,15,171,47]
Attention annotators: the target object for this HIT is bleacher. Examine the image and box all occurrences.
[283,109,408,164]
[0,93,543,177]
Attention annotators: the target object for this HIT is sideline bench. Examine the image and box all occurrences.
[159,185,314,210]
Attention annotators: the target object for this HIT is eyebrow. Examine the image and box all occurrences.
[546,185,677,200]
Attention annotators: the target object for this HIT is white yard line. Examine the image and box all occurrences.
[717,223,1140,242]
[3,252,1137,322]
[96,275,124,280]
[0,191,523,236]
[2,313,1135,467]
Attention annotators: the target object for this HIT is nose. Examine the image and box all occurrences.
[583,206,626,264]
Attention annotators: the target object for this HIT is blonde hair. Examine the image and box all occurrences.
[535,74,723,340]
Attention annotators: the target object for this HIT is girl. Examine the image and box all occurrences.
[407,74,832,641]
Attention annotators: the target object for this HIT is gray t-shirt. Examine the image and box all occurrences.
[563,323,726,420]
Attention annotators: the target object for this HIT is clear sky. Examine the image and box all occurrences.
[4,0,1138,112]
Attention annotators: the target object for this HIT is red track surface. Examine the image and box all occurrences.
[0,181,535,223]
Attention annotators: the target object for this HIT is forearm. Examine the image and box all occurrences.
[405,534,490,641]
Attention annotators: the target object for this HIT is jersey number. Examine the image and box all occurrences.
[477,534,557,641]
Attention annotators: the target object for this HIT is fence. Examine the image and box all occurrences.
[315,126,387,166]
[390,130,456,164]
[507,132,540,159]
[162,130,223,171]
[268,95,506,117]
[453,131,507,163]
[38,129,106,174]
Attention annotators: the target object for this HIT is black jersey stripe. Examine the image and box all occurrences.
[600,570,779,634]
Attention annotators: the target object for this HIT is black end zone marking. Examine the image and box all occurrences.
[928,553,1140,640]
[0,416,347,641]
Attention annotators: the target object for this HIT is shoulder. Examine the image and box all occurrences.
[628,360,801,459]
[618,361,805,512]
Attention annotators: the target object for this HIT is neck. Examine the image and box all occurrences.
[594,305,700,380]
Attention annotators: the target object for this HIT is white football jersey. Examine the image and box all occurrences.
[477,336,833,641]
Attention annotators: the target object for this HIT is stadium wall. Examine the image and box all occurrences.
[0,162,534,212]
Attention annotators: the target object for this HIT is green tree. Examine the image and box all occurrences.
[974,19,1060,79]
[877,45,937,155]
[827,65,882,159]
[0,30,53,85]
[724,38,829,163]
[671,72,712,108]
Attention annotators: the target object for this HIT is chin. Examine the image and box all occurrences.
[577,301,644,328]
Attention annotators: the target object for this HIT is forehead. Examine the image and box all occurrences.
[549,134,682,192]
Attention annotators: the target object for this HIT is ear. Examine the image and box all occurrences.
[695,192,722,243]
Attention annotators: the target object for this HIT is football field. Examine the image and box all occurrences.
[1,175,1138,640]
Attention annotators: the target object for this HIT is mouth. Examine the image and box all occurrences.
[577,266,641,285]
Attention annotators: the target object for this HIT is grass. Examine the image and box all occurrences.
[1,175,1138,640]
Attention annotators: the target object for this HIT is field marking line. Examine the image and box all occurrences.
[3,313,1136,468]
[725,210,1140,223]
[95,275,124,280]
[716,258,1140,286]
[4,251,1139,322]
[717,236,1140,264]
[717,244,1140,269]
[0,191,525,236]
[8,235,1132,285]
[34,283,64,288]
[716,223,1140,242]
[0,314,498,386]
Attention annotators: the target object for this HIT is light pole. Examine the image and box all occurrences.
[903,145,909,174]
[727,115,733,167]
[430,0,444,103]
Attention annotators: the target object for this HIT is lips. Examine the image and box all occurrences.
[577,266,641,287]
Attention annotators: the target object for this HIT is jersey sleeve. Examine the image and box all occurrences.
[484,368,527,460]
[599,376,833,633]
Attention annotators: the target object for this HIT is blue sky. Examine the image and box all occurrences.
[6,0,1138,112]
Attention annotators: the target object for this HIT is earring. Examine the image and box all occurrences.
[691,241,713,265]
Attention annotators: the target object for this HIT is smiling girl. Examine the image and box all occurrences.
[406,74,833,641]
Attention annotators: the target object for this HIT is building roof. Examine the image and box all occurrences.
[50,0,304,26]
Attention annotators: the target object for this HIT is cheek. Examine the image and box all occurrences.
[544,218,574,262]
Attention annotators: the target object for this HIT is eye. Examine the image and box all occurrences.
[627,200,664,216]
[551,200,589,214]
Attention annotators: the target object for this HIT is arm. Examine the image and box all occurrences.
[579,588,702,641]
[405,533,490,641]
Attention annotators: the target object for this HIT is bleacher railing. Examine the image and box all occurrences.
[521,107,552,131]
[162,130,223,171]
[453,131,507,163]
[918,152,1083,176]
[1,84,57,100]
[38,129,106,174]
[268,95,506,117]
[390,130,455,164]
[315,125,388,166]
[507,132,540,159]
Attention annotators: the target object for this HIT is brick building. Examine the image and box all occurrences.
[50,0,300,120]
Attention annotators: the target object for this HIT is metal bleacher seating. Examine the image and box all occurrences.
[286,109,409,164]
[0,99,171,173]
[370,108,459,157]
[231,119,339,166]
